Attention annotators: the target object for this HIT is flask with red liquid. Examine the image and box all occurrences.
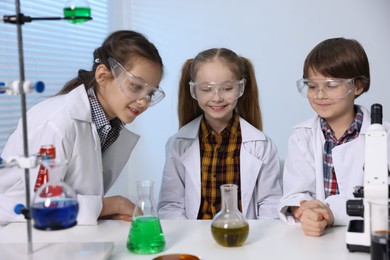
[30,144,79,230]
[34,144,56,192]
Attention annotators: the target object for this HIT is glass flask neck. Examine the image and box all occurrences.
[221,184,239,213]
[134,180,157,217]
[137,180,154,199]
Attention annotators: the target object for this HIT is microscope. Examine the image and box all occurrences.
[346,103,389,252]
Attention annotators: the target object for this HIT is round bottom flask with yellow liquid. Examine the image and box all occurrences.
[211,184,249,247]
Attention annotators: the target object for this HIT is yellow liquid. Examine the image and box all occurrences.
[211,223,249,247]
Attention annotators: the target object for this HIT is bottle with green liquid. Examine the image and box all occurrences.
[127,181,165,254]
[63,0,91,24]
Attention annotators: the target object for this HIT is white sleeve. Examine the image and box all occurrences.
[255,138,283,220]
[278,130,316,224]
[76,194,103,225]
[157,137,188,220]
[0,122,40,225]
[0,167,26,224]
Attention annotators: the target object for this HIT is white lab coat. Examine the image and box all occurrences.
[278,105,390,226]
[0,85,139,225]
[158,115,282,220]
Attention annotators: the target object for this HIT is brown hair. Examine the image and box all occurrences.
[303,37,370,98]
[178,48,263,130]
[57,30,163,95]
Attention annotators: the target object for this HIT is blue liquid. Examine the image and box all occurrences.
[31,200,79,230]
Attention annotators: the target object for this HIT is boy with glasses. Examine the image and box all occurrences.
[278,38,390,236]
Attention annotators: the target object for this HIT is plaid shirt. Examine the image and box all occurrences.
[321,106,363,198]
[87,87,125,152]
[197,113,242,219]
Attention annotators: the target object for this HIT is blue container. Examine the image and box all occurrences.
[31,200,78,230]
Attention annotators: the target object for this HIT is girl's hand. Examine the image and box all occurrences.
[99,195,135,221]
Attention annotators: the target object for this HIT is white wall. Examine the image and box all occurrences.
[107,0,390,200]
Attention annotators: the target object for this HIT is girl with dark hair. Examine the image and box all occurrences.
[0,30,165,225]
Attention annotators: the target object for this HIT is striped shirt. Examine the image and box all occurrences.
[321,106,363,198]
[197,113,242,219]
[87,87,125,152]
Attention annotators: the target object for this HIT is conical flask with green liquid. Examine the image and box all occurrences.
[127,180,165,254]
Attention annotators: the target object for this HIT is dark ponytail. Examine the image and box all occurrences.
[57,30,163,95]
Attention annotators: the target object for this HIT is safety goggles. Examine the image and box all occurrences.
[296,78,355,100]
[189,79,245,101]
[108,57,165,106]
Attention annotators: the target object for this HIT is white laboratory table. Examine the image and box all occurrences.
[0,219,369,260]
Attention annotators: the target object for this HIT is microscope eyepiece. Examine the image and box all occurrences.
[370,103,383,124]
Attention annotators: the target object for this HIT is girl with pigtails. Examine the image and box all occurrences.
[158,48,282,220]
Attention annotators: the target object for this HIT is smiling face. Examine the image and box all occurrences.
[307,68,363,128]
[193,60,240,132]
[95,57,162,124]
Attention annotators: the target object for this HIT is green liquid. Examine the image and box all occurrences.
[211,223,249,247]
[63,7,91,24]
[127,216,165,254]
